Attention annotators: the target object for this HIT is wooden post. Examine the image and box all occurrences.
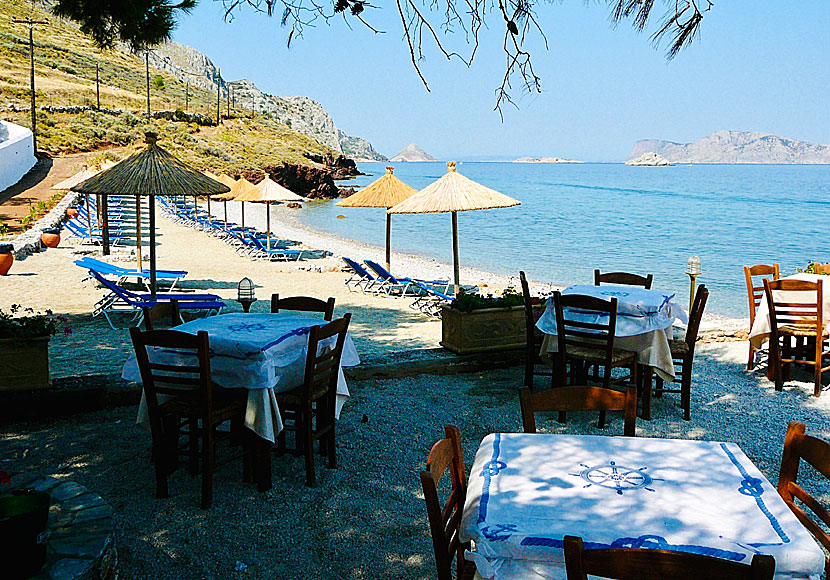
[226,85,230,118]
[451,211,460,294]
[185,80,189,111]
[101,195,110,256]
[13,18,48,154]
[148,196,157,299]
[266,203,271,251]
[385,213,392,271]
[216,69,221,125]
[135,196,142,269]
[95,63,100,109]
[145,50,151,118]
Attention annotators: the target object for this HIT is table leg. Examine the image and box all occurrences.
[254,434,272,492]
[641,365,652,421]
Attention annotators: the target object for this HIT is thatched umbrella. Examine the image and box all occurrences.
[211,174,237,226]
[336,166,417,270]
[71,132,230,298]
[388,161,520,292]
[203,170,220,220]
[234,177,305,250]
[214,178,259,231]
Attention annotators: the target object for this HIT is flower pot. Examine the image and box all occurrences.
[0,336,50,391]
[65,207,79,218]
[40,229,61,249]
[0,244,13,276]
[440,304,543,354]
[0,489,50,579]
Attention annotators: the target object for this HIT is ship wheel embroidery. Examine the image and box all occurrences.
[571,461,662,495]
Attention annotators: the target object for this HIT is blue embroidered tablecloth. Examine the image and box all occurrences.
[460,433,824,580]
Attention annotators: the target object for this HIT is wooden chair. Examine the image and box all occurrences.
[520,271,551,387]
[419,425,476,580]
[744,264,780,370]
[594,269,653,289]
[275,313,351,486]
[777,421,830,573]
[270,293,335,321]
[553,291,637,427]
[129,327,249,509]
[563,535,775,580]
[142,299,182,331]
[520,385,637,436]
[764,279,830,397]
[647,284,709,421]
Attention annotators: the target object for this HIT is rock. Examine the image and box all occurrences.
[628,130,830,164]
[625,152,674,166]
[390,144,437,162]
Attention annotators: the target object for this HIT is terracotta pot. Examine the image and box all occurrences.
[0,244,13,276]
[65,207,78,218]
[40,229,60,249]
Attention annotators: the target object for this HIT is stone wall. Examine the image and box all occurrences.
[11,190,84,259]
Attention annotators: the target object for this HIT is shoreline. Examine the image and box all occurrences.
[210,199,747,332]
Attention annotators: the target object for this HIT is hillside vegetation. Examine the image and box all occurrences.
[0,0,341,171]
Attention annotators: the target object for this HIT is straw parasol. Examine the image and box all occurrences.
[388,161,520,292]
[203,170,220,220]
[213,177,259,231]
[234,177,305,250]
[71,132,230,298]
[211,173,237,225]
[336,166,417,270]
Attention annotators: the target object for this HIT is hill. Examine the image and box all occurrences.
[390,144,436,162]
[628,131,830,164]
[0,0,372,183]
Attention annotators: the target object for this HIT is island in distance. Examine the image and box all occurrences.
[626,152,673,166]
[514,156,583,163]
[390,144,437,162]
[628,130,830,164]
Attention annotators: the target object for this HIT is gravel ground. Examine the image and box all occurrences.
[3,341,830,579]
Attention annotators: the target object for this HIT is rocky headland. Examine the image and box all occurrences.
[629,130,830,164]
[390,144,437,162]
[625,152,674,166]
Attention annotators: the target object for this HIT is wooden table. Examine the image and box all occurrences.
[460,433,824,580]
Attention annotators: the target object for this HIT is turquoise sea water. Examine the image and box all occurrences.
[296,162,830,318]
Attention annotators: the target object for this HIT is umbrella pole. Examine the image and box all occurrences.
[207,196,211,222]
[266,203,271,251]
[451,211,460,294]
[241,201,245,231]
[149,196,157,300]
[135,196,142,269]
[85,194,92,232]
[224,201,228,229]
[101,195,110,256]
[385,213,392,271]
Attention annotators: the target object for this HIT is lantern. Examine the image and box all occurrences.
[236,277,257,313]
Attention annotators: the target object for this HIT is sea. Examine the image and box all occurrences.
[290,162,830,319]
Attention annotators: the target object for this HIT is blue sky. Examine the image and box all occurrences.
[172,1,829,161]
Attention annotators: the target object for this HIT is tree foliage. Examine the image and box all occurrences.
[51,0,713,113]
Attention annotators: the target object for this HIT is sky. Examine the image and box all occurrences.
[171,1,830,161]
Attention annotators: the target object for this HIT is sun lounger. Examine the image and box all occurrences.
[342,257,381,293]
[64,220,126,246]
[409,280,454,317]
[86,269,224,329]
[363,260,450,297]
[74,257,187,290]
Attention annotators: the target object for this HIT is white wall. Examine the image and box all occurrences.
[0,120,37,193]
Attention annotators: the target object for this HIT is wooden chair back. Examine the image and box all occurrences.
[763,279,822,338]
[594,269,653,289]
[743,264,780,326]
[563,535,775,580]
[778,421,830,571]
[271,293,335,321]
[142,300,182,331]
[129,327,212,439]
[519,385,636,436]
[684,284,709,354]
[300,314,351,406]
[812,263,830,275]
[554,292,618,389]
[419,425,472,580]
[519,271,549,386]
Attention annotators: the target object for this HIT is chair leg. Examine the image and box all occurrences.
[201,424,215,509]
[681,360,692,421]
[597,410,607,429]
[747,343,755,371]
[815,340,823,397]
[771,339,784,392]
[303,405,316,487]
[153,442,170,499]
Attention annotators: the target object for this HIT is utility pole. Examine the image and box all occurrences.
[216,69,221,125]
[185,80,189,112]
[13,17,48,154]
[145,49,151,118]
[226,85,230,118]
[231,87,235,111]
[95,63,100,109]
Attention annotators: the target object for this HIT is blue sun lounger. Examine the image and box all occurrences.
[87,269,224,329]
[363,260,451,297]
[342,257,380,293]
[64,220,126,246]
[74,257,188,290]
[409,280,454,317]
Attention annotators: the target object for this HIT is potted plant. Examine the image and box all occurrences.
[40,228,61,249]
[440,286,544,354]
[0,305,70,391]
[0,244,13,276]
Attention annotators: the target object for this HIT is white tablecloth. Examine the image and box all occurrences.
[460,433,824,580]
[536,285,687,381]
[123,313,360,443]
[749,273,830,350]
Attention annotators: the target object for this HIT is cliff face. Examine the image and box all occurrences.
[628,131,830,164]
[149,43,386,160]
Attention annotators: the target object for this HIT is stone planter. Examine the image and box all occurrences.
[0,243,13,275]
[0,336,51,391]
[40,228,61,248]
[440,304,543,354]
